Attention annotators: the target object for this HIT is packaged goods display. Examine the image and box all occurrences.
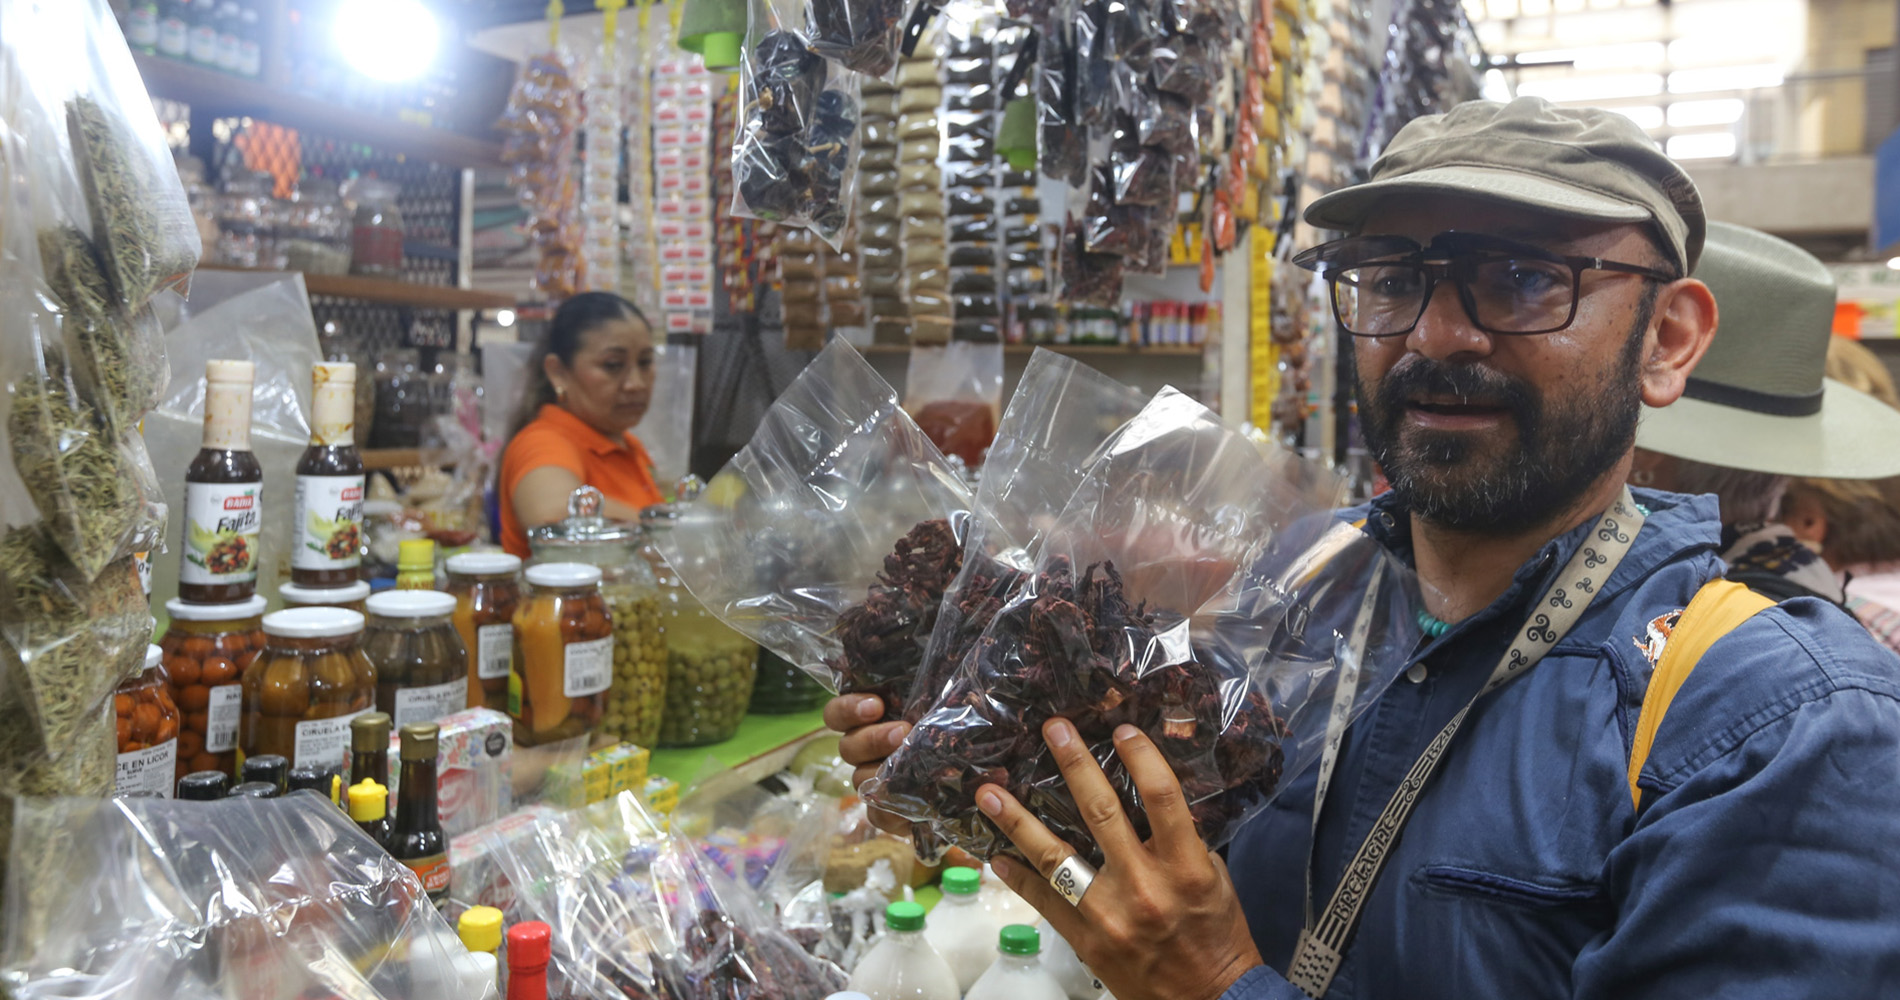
[240,608,377,774]
[496,49,582,300]
[362,590,471,729]
[510,562,612,747]
[447,553,525,712]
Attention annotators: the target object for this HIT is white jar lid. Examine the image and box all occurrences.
[446,552,522,576]
[278,581,372,606]
[165,595,270,621]
[262,607,365,639]
[525,562,602,588]
[146,644,162,670]
[365,590,457,619]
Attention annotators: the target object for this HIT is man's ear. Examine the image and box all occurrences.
[1641,277,1719,409]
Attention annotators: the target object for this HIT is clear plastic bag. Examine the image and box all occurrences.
[1,794,491,999]
[867,389,1422,865]
[653,339,972,718]
[734,18,863,249]
[903,342,1004,469]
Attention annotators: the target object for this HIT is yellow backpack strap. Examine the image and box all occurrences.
[1627,579,1775,810]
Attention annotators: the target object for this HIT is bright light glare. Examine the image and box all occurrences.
[1885,257,1900,271]
[335,0,437,83]
[496,309,517,327]
[1514,42,1663,70]
[1666,132,1738,160]
[1615,106,1665,130]
[1668,98,1745,128]
[1516,73,1664,102]
[1669,64,1784,94]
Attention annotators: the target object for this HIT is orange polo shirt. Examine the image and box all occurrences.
[499,404,664,557]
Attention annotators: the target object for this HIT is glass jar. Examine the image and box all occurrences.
[511,563,612,747]
[347,176,404,276]
[242,608,377,773]
[278,580,371,615]
[116,645,183,798]
[370,349,426,449]
[641,501,759,747]
[215,168,270,269]
[159,595,268,781]
[282,177,352,275]
[446,552,523,713]
[528,487,668,748]
[749,648,826,714]
[362,590,469,728]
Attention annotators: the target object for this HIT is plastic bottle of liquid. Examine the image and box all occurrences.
[458,906,504,995]
[977,862,1040,928]
[923,866,1003,992]
[965,925,1068,1000]
[846,901,960,1000]
[1038,918,1104,999]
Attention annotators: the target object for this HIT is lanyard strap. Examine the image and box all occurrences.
[1287,489,1646,998]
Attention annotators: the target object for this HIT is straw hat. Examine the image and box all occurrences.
[1636,221,1900,479]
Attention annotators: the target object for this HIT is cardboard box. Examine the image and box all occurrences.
[383,708,513,839]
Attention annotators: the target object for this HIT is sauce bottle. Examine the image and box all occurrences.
[506,921,552,1000]
[180,359,263,603]
[291,362,366,588]
[390,722,449,907]
[241,754,289,796]
[350,711,392,787]
[349,777,390,848]
[397,538,437,590]
[177,770,229,800]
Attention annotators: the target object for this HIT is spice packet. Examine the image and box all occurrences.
[867,388,1422,866]
[733,8,864,250]
[653,339,972,716]
[902,342,1004,469]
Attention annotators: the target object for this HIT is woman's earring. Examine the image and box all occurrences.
[1631,468,1654,487]
[556,385,567,401]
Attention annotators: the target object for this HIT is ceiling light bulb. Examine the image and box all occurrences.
[334,0,438,83]
[496,309,517,327]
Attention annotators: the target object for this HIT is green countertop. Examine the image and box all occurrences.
[646,708,830,786]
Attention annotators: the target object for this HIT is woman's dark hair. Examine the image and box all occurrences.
[507,291,650,441]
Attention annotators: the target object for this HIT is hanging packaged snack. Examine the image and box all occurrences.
[1152,35,1217,101]
[652,340,971,721]
[1112,120,1177,207]
[1035,14,1088,188]
[733,19,863,249]
[869,389,1423,866]
[1060,215,1125,307]
[904,342,1004,469]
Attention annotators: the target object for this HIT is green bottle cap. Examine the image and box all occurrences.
[942,867,980,895]
[998,923,1040,956]
[885,900,927,932]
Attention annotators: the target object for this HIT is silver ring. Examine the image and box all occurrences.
[1050,854,1097,906]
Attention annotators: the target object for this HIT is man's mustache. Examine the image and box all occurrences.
[1377,358,1537,418]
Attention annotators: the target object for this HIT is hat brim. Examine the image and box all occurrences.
[1637,378,1900,479]
[1304,164,1653,233]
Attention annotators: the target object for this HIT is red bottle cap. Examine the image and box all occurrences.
[507,920,552,968]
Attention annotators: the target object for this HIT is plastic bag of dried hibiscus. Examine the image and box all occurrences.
[865,387,1424,866]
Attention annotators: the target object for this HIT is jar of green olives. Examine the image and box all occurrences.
[242,608,377,773]
[527,486,668,748]
[641,500,758,747]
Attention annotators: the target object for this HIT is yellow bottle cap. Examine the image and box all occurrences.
[347,778,387,822]
[459,905,505,954]
[397,538,435,571]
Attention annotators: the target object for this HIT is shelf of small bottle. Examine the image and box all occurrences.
[197,265,516,310]
[133,52,503,169]
[858,343,1206,358]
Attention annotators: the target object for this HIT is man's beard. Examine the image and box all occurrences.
[1357,304,1652,535]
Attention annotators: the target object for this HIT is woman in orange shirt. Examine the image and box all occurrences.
[499,292,666,557]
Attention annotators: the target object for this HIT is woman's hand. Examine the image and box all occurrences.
[978,719,1264,1000]
[823,693,916,839]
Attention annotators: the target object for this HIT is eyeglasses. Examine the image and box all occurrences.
[1291,232,1679,339]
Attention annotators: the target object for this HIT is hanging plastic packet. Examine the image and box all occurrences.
[808,0,907,76]
[868,388,1422,866]
[1035,12,1088,188]
[653,340,972,719]
[1061,214,1124,307]
[903,342,1004,469]
[1112,114,1177,207]
[733,15,863,249]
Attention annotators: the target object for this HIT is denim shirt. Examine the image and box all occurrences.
[1221,488,1900,1000]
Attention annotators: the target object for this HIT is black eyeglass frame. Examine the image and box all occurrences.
[1291,232,1681,339]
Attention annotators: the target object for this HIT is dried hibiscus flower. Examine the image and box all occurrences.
[830,519,966,722]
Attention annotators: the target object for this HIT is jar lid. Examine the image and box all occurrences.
[166,595,269,621]
[278,582,371,606]
[262,607,365,639]
[525,562,602,588]
[366,590,456,618]
[145,644,162,670]
[446,552,522,576]
[529,486,644,552]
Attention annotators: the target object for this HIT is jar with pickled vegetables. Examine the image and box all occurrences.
[510,563,612,747]
[362,591,468,728]
[640,500,758,747]
[116,645,183,797]
[242,608,377,773]
[445,552,522,712]
[278,580,370,615]
[527,486,667,748]
[159,595,268,780]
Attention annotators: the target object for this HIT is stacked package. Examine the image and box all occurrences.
[498,47,582,300]
[714,90,779,317]
[858,80,906,343]
[940,30,1001,342]
[778,227,869,351]
[623,11,661,316]
[898,39,951,345]
[579,51,622,291]
[654,56,717,335]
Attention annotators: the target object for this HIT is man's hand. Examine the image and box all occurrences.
[822,693,914,839]
[978,719,1265,1000]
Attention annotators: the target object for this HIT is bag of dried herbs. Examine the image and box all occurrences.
[37,224,170,433]
[866,388,1424,866]
[653,339,972,722]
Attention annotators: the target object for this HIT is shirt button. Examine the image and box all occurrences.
[1406,663,1429,684]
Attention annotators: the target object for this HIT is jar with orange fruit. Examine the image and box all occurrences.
[509,563,611,747]
[157,596,268,780]
[115,645,182,797]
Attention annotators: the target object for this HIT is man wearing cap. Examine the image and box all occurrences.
[824,96,1900,1000]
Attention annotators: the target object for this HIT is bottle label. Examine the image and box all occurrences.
[133,550,152,596]
[477,624,512,680]
[293,709,371,771]
[204,684,242,753]
[180,481,261,586]
[126,9,158,49]
[393,679,469,727]
[507,670,522,716]
[158,16,188,56]
[116,739,177,798]
[238,40,261,78]
[217,32,240,72]
[291,473,364,570]
[401,852,451,897]
[564,637,612,698]
[188,24,217,63]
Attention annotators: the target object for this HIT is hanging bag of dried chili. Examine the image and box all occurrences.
[866,388,1422,866]
[653,339,972,724]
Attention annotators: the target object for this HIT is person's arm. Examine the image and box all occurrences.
[511,465,648,531]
